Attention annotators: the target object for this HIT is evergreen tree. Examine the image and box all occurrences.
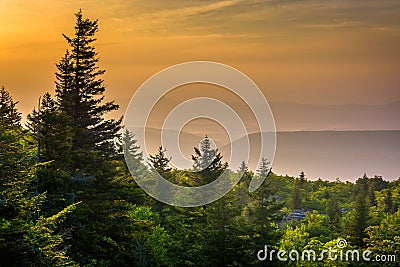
[257,157,270,180]
[191,135,227,184]
[0,92,78,266]
[55,50,74,114]
[26,93,75,212]
[290,179,302,209]
[247,159,281,262]
[238,161,253,189]
[148,146,173,221]
[238,161,248,173]
[203,190,250,266]
[149,146,171,174]
[193,135,213,170]
[27,92,73,170]
[122,128,143,173]
[0,85,21,129]
[347,189,370,246]
[299,171,306,187]
[255,157,271,203]
[299,171,309,208]
[29,11,130,265]
[55,10,122,175]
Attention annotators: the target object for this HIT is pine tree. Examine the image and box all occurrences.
[26,11,128,264]
[348,189,369,246]
[248,159,281,259]
[55,51,74,115]
[0,92,78,266]
[203,189,248,266]
[238,161,248,173]
[0,128,80,266]
[0,85,21,129]
[26,93,75,210]
[149,146,171,174]
[192,135,213,170]
[27,93,73,169]
[257,157,270,180]
[122,128,143,172]
[255,157,271,203]
[299,171,306,187]
[238,161,253,188]
[148,146,173,222]
[55,10,122,175]
[191,135,227,184]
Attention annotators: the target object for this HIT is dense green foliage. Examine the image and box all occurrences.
[0,86,79,266]
[1,10,399,267]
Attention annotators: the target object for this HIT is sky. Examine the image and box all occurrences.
[1,0,400,126]
[1,0,399,180]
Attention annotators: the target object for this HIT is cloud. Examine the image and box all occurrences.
[153,0,243,18]
[296,20,365,30]
[108,0,400,38]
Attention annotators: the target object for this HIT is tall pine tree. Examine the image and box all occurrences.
[25,11,130,265]
[56,10,122,176]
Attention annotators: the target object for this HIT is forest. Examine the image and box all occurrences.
[1,11,399,267]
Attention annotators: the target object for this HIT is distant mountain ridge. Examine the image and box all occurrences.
[220,130,400,181]
[269,101,400,131]
[138,97,400,134]
[138,128,400,181]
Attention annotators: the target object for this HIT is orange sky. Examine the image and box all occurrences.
[1,0,400,123]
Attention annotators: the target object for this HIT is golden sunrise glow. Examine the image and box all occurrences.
[1,0,400,122]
